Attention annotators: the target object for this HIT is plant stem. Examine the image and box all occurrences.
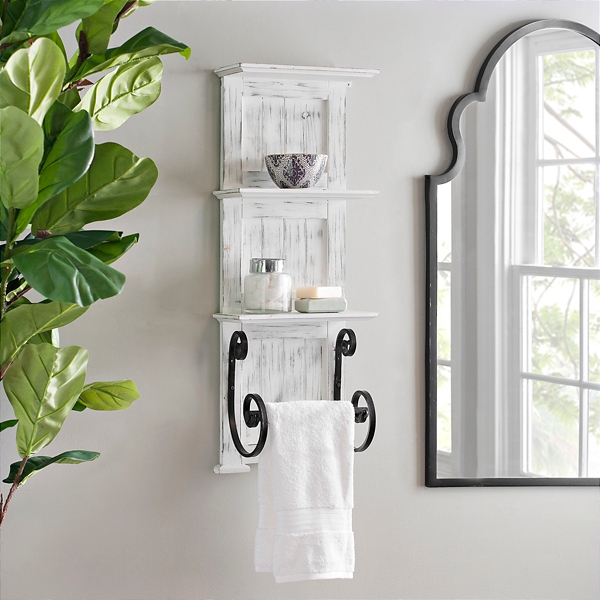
[0,0,9,39]
[117,1,138,21]
[0,456,28,527]
[6,284,31,309]
[0,272,9,319]
[0,362,11,380]
[65,31,90,88]
[0,208,17,320]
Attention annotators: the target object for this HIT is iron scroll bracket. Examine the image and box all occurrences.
[227,328,376,458]
[334,328,376,452]
[334,328,356,401]
[227,331,268,458]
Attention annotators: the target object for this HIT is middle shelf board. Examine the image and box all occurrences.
[214,189,379,201]
[213,310,379,324]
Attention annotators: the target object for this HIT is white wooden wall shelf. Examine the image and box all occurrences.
[213,63,379,474]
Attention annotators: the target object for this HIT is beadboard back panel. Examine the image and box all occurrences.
[216,321,345,472]
[220,194,344,313]
[241,92,329,188]
[221,75,348,189]
[239,333,327,455]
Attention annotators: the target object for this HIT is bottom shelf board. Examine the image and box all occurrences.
[213,310,379,323]
[214,464,251,474]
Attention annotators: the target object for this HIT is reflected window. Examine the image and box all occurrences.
[436,29,600,479]
[518,33,599,478]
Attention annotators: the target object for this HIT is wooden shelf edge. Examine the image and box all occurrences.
[213,310,379,324]
[214,464,250,474]
[214,188,379,200]
[214,63,379,80]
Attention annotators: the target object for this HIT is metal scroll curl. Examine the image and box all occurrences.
[334,328,376,452]
[334,328,356,401]
[351,390,376,453]
[227,331,268,458]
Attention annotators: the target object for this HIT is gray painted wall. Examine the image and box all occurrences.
[1,2,598,599]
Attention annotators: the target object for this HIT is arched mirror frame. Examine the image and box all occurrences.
[425,19,600,487]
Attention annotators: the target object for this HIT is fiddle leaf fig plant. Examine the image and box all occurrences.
[0,0,190,526]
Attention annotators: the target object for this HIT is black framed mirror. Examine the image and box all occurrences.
[425,19,600,487]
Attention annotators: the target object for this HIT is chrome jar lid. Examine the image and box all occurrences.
[249,258,285,273]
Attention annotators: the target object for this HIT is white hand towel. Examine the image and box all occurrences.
[255,400,355,583]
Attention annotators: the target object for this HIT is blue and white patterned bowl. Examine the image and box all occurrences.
[265,154,328,189]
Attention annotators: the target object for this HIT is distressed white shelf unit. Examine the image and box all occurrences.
[214,63,378,474]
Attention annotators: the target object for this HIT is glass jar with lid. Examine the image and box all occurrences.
[243,258,292,313]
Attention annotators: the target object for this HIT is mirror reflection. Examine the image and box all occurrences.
[435,28,600,479]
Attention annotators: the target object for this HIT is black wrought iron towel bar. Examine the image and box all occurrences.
[227,328,376,458]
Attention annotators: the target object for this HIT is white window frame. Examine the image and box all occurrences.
[512,31,600,478]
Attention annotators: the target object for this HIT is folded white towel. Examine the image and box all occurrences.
[255,400,355,583]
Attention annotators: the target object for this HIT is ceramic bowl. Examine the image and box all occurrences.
[265,154,328,189]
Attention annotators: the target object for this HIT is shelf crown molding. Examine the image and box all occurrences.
[214,63,379,81]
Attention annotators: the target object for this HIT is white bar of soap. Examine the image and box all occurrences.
[295,286,343,299]
[295,298,347,313]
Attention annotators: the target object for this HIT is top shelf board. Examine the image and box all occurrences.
[214,189,379,201]
[214,63,379,81]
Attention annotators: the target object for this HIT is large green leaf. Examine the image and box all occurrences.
[0,31,30,48]
[0,38,66,124]
[76,56,163,131]
[0,419,18,432]
[4,230,131,267]
[11,230,117,252]
[9,297,63,348]
[10,230,138,264]
[14,230,139,262]
[3,343,88,457]
[16,105,95,233]
[77,0,129,55]
[88,232,138,264]
[78,380,140,410]
[43,31,68,63]
[3,450,100,484]
[0,301,87,373]
[2,0,105,39]
[57,88,81,110]
[11,236,125,306]
[70,27,190,81]
[63,230,118,249]
[32,142,157,235]
[0,106,43,210]
[72,401,87,412]
[27,327,59,347]
[0,202,8,240]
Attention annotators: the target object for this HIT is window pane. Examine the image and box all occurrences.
[542,165,595,267]
[589,391,600,477]
[437,182,452,263]
[437,270,451,361]
[529,380,579,477]
[590,280,600,384]
[526,276,580,380]
[542,50,596,160]
[437,365,452,453]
